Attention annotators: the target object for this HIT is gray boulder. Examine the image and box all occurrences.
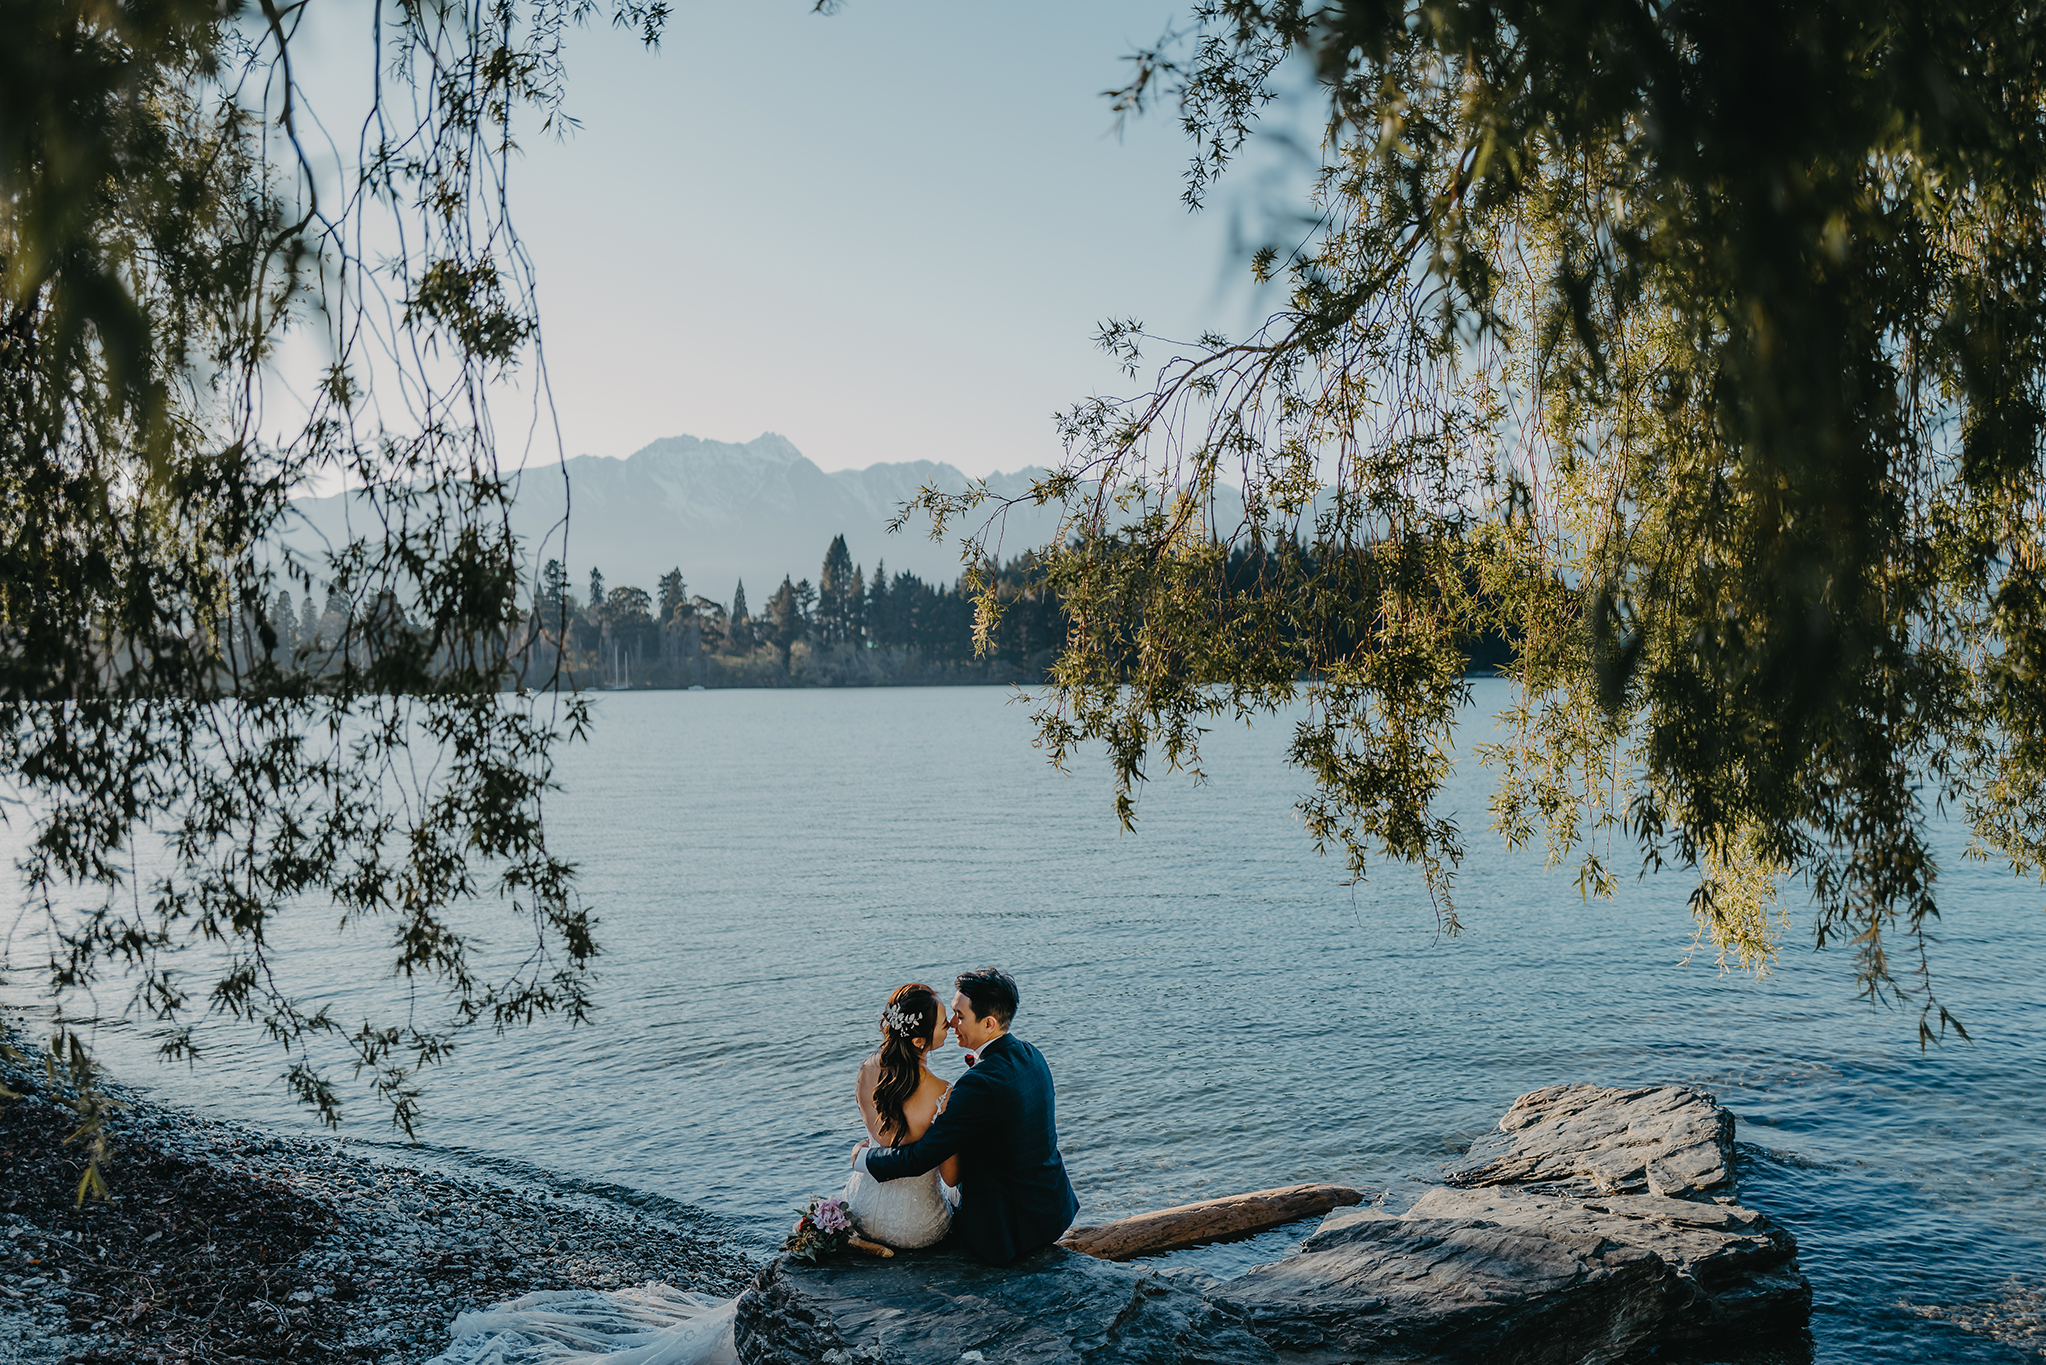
[733,1245,1273,1365]
[1442,1082,1737,1198]
[732,1085,1808,1364]
[1214,1084,1808,1362]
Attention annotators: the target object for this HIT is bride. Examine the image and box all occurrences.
[423,984,959,1365]
[844,981,961,1248]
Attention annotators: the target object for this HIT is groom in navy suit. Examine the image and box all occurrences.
[854,967,1079,1264]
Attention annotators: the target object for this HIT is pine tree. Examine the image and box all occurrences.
[538,559,571,627]
[765,576,802,672]
[300,596,318,646]
[728,580,751,653]
[868,560,890,647]
[657,567,686,623]
[850,565,866,645]
[817,534,854,646]
[273,590,296,651]
[588,567,605,619]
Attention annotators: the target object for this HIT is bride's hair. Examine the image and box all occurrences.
[872,982,941,1145]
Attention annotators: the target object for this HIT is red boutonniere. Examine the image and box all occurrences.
[963,1052,978,1067]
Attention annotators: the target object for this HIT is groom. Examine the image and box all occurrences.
[853,967,1079,1264]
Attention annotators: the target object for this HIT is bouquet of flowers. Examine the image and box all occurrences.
[784,1194,855,1262]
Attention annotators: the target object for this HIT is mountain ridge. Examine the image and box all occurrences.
[289,432,1067,608]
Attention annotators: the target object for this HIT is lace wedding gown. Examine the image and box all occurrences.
[425,1170,954,1365]
[843,1164,956,1249]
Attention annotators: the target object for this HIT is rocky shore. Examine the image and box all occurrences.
[5,1040,1811,1365]
[0,1042,760,1365]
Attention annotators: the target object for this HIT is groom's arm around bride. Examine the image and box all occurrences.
[857,968,1080,1265]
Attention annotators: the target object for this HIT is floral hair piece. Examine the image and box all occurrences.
[882,1002,925,1038]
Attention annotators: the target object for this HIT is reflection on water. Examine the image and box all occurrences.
[5,682,2043,1361]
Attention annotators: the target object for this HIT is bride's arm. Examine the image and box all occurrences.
[935,1086,962,1186]
[855,1055,884,1143]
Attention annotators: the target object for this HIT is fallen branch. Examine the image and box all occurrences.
[1059,1183,1364,1261]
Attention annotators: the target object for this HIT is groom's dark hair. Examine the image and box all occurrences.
[956,967,1019,1028]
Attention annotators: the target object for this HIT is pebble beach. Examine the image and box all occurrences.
[0,1034,761,1365]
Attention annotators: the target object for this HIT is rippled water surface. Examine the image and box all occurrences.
[7,683,2044,1361]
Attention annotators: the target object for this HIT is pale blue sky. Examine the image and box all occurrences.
[297,2,1316,478]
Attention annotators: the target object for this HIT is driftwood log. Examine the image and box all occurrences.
[1058,1182,1365,1261]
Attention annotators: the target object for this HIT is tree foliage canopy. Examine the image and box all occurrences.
[920,0,2046,1037]
[1,0,669,1190]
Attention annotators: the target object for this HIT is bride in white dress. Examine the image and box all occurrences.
[423,984,959,1365]
[843,981,962,1248]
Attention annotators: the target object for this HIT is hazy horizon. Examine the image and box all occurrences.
[280,1,1316,481]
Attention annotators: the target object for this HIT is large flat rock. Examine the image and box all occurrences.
[732,1085,1809,1364]
[1213,1209,1674,1363]
[733,1244,1274,1364]
[1441,1083,1737,1199]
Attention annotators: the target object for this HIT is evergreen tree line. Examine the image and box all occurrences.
[228,586,367,662]
[513,534,1065,689]
[504,530,1513,692]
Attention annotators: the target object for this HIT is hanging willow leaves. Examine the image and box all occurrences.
[1,0,666,1187]
[912,0,2046,1039]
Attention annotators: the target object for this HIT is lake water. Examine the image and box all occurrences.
[5,683,2044,1361]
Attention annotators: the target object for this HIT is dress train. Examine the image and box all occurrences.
[423,1284,737,1365]
[428,1138,954,1362]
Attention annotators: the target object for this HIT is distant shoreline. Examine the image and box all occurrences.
[515,663,1511,695]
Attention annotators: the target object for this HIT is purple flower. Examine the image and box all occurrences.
[814,1198,851,1234]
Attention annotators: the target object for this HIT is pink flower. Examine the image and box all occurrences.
[814,1198,851,1234]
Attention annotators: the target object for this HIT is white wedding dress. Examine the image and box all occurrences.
[425,1166,954,1365]
[843,1164,957,1249]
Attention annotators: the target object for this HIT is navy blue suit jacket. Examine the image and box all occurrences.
[864,1032,1078,1264]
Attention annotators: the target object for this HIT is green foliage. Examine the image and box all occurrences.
[517,538,1064,688]
[816,534,860,645]
[2,1030,120,1205]
[405,258,535,364]
[657,567,687,623]
[0,0,666,1153]
[765,576,803,671]
[914,0,2046,1035]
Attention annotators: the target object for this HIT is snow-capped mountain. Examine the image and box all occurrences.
[288,433,1072,609]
